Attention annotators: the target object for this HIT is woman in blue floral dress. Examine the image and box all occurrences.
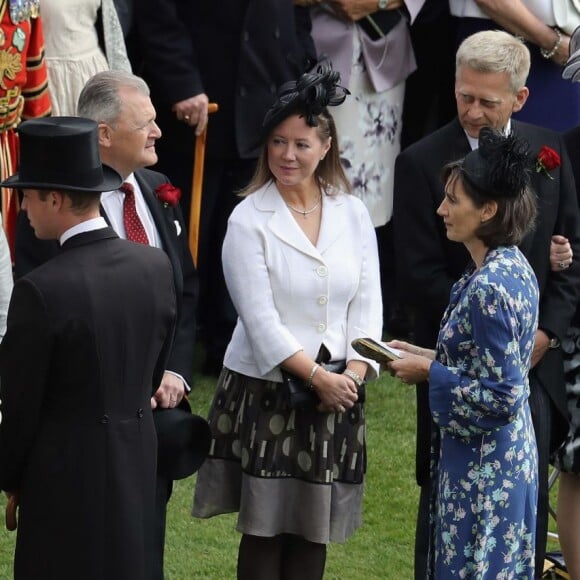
[386,128,540,578]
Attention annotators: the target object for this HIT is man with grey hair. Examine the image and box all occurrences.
[393,30,580,578]
[14,70,199,580]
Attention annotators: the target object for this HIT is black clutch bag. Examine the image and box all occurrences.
[281,369,320,408]
[280,345,365,408]
[358,10,403,41]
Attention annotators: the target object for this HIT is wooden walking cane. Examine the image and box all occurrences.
[189,102,219,265]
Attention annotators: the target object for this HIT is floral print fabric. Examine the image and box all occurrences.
[428,246,539,579]
[331,28,404,228]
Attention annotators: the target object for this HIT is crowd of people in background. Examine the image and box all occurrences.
[0,0,580,579]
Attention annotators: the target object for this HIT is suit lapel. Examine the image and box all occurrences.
[511,121,558,257]
[258,182,343,262]
[450,119,471,159]
[99,206,112,226]
[254,182,319,260]
[316,193,347,255]
[134,170,181,265]
[135,170,185,297]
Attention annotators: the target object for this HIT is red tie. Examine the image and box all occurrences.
[121,182,149,245]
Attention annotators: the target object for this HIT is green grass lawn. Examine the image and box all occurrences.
[0,370,561,579]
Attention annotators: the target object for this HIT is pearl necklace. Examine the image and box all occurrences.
[285,195,322,218]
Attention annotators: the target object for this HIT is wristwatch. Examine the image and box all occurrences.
[548,336,561,349]
[378,0,388,9]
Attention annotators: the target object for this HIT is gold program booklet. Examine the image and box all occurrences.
[351,337,402,364]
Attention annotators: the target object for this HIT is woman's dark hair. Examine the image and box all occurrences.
[240,63,351,196]
[442,128,537,247]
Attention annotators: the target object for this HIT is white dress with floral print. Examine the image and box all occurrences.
[331,28,404,228]
[428,246,539,579]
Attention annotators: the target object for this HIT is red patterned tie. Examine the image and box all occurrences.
[121,182,149,245]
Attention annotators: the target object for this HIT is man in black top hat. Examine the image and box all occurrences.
[0,116,177,579]
[13,71,206,580]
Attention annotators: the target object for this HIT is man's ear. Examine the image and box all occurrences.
[512,87,529,114]
[50,190,66,211]
[98,123,112,147]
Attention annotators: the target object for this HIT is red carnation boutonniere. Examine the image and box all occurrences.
[536,145,561,180]
[155,183,181,208]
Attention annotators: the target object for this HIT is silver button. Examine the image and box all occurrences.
[317,323,326,333]
[318,295,328,305]
[316,265,328,277]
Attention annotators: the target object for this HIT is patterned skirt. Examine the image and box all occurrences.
[192,368,366,544]
[553,326,580,474]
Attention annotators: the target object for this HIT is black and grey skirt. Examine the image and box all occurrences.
[192,368,366,544]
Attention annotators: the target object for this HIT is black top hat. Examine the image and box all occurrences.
[153,404,212,481]
[0,117,122,193]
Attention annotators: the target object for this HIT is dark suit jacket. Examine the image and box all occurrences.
[15,168,198,383]
[132,0,316,160]
[564,127,580,329]
[393,117,580,484]
[113,0,133,36]
[0,228,176,579]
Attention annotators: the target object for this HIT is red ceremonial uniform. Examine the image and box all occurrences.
[0,0,51,260]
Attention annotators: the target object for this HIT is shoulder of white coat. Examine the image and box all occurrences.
[326,188,373,222]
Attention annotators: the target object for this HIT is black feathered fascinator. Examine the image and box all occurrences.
[462,127,534,199]
[260,63,349,141]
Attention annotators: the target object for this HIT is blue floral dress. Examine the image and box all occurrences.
[427,246,539,579]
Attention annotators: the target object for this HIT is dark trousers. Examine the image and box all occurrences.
[152,474,173,580]
[528,381,553,577]
[414,382,552,579]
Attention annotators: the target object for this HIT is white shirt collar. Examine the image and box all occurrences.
[101,172,137,202]
[60,217,108,246]
[464,120,512,151]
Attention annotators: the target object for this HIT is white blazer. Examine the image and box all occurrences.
[222,181,383,382]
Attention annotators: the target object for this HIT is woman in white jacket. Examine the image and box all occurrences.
[193,66,383,580]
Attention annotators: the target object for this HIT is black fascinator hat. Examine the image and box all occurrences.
[462,127,534,199]
[260,63,349,141]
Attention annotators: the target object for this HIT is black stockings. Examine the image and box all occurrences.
[237,533,327,580]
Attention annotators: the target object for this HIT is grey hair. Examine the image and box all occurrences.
[77,70,150,125]
[456,30,531,93]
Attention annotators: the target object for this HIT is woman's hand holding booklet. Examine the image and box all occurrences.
[351,337,402,364]
[353,338,435,385]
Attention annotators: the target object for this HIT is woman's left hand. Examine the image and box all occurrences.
[387,352,431,385]
[312,369,359,413]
